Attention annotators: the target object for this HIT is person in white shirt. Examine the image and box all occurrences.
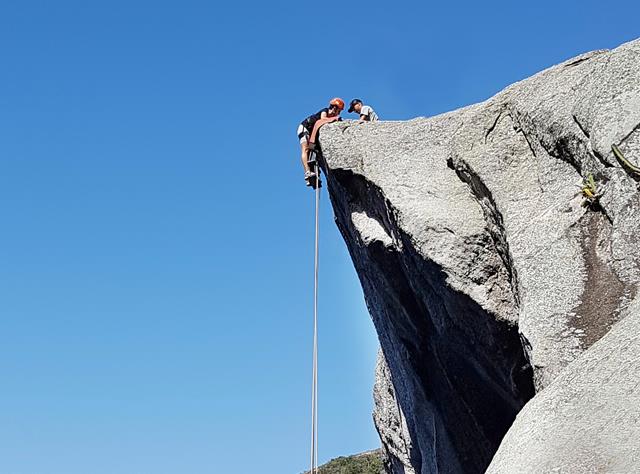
[348,99,378,122]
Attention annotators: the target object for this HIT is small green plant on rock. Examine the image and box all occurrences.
[580,173,601,208]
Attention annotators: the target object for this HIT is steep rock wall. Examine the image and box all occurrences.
[318,38,640,473]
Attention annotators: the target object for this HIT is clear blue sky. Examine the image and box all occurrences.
[0,1,637,473]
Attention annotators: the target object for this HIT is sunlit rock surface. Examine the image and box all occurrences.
[319,38,640,473]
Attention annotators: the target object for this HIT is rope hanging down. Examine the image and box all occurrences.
[306,116,339,474]
[310,153,320,474]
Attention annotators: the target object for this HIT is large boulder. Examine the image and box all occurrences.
[318,38,640,473]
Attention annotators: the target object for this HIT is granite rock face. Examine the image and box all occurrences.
[318,38,640,473]
[486,297,640,473]
[373,351,416,474]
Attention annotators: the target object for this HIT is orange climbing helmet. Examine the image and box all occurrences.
[329,97,345,111]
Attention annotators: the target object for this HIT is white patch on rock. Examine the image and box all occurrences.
[351,211,394,248]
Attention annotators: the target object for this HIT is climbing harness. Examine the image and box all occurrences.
[306,116,339,474]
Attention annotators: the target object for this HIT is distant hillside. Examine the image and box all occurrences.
[302,449,384,474]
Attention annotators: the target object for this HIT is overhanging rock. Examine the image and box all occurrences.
[318,38,640,473]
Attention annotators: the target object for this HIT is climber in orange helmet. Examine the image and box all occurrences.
[297,98,344,186]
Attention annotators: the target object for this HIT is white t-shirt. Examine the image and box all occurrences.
[360,105,378,122]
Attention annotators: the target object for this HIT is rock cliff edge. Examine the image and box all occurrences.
[318,38,640,473]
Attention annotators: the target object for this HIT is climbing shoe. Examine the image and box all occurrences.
[304,170,317,186]
[305,171,322,189]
